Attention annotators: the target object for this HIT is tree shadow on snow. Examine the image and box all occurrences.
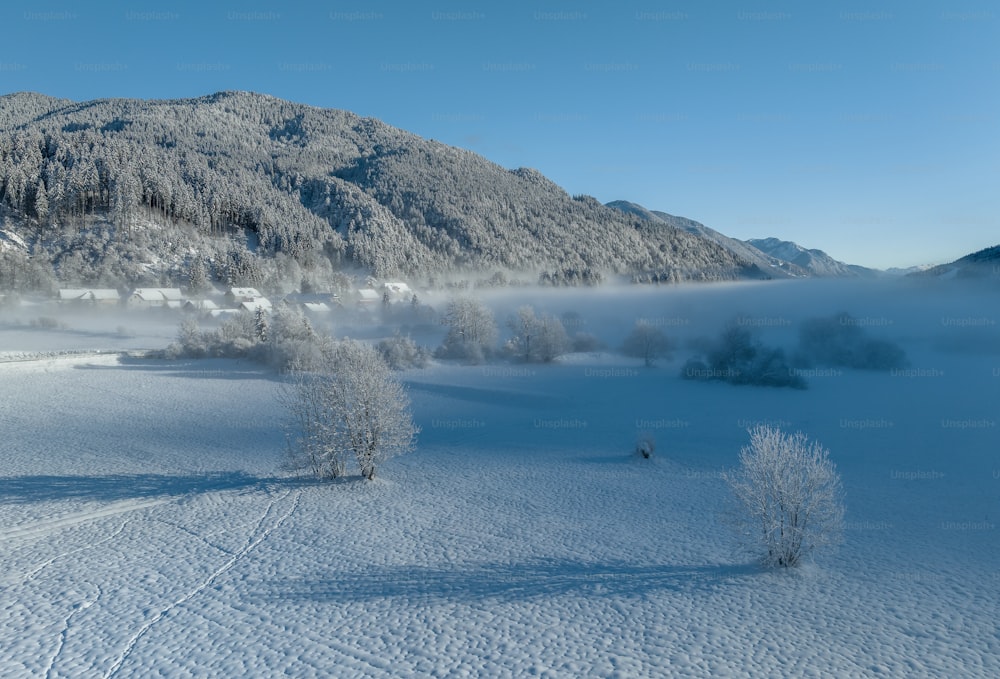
[0,471,288,503]
[404,380,562,410]
[74,355,280,381]
[265,558,764,604]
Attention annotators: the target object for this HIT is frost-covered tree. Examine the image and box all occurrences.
[186,258,212,296]
[285,340,417,480]
[254,307,270,343]
[174,317,208,358]
[436,296,497,363]
[505,305,570,363]
[32,179,48,223]
[0,91,746,287]
[622,320,673,367]
[283,366,351,480]
[724,426,844,568]
[797,312,908,371]
[267,306,326,372]
[378,331,431,370]
[682,321,805,389]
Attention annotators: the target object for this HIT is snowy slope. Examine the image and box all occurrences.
[1,280,998,677]
[912,244,1000,280]
[606,200,809,279]
[747,237,878,278]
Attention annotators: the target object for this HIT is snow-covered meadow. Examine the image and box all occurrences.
[1,278,998,677]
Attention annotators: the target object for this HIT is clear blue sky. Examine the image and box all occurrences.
[2,0,997,269]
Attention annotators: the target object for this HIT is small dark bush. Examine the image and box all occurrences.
[571,331,606,353]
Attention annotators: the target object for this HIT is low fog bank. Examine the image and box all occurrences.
[2,276,997,359]
[437,276,999,354]
[0,306,182,355]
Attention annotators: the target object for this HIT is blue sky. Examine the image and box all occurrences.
[2,1,997,269]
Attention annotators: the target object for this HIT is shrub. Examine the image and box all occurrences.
[283,340,418,481]
[268,306,327,372]
[436,297,497,364]
[622,320,673,367]
[797,312,908,370]
[724,426,844,567]
[505,305,570,363]
[636,435,655,459]
[378,332,431,370]
[682,321,805,388]
[571,331,606,353]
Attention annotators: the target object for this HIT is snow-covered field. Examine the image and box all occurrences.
[1,279,998,677]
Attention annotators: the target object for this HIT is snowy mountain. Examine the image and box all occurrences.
[884,264,937,276]
[910,244,1000,280]
[606,201,809,279]
[0,91,752,290]
[745,237,879,278]
[606,200,878,279]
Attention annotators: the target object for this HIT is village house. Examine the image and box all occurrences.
[57,288,121,305]
[128,288,185,309]
[183,299,220,314]
[225,287,263,305]
[240,297,272,313]
[356,288,381,306]
[280,292,340,314]
[382,281,414,302]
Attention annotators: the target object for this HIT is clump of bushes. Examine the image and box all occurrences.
[682,321,805,389]
[622,319,674,367]
[570,331,606,353]
[435,297,498,364]
[166,307,330,370]
[503,305,571,363]
[378,332,431,370]
[796,311,908,370]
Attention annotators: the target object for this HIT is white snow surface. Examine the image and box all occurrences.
[1,279,998,677]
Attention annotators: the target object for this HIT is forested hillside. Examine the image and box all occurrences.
[0,91,753,291]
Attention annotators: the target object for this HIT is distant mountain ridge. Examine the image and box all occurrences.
[606,200,877,279]
[746,237,878,278]
[911,244,1000,280]
[0,90,753,290]
[606,201,808,278]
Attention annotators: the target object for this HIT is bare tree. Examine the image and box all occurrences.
[622,319,673,367]
[283,367,351,480]
[506,305,570,363]
[284,339,418,481]
[724,425,844,567]
[437,296,497,363]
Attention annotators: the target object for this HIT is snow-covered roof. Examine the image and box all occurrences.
[241,298,272,312]
[130,288,184,302]
[301,302,331,313]
[282,292,339,304]
[184,299,220,311]
[58,289,120,301]
[383,282,412,294]
[228,287,263,299]
[357,288,381,302]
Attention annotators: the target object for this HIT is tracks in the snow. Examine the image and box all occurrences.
[102,488,301,679]
[42,584,103,679]
[0,497,175,543]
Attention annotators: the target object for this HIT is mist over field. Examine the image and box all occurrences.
[3,274,997,363]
